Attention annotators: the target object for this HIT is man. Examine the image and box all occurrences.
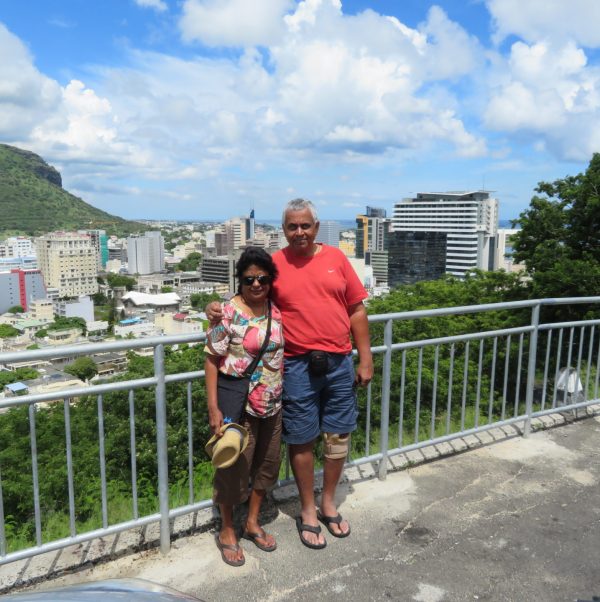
[208,198,373,549]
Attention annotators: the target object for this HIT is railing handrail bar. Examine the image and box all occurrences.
[539,318,600,331]
[0,377,157,409]
[367,299,538,322]
[2,296,600,364]
[0,332,206,364]
[0,369,210,410]
[367,296,600,323]
[390,325,533,351]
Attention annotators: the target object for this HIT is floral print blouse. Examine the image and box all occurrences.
[204,296,284,418]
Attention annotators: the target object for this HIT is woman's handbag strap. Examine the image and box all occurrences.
[242,300,272,378]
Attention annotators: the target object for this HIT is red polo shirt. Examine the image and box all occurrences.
[271,244,367,356]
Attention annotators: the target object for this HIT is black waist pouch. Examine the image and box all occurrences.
[308,350,329,377]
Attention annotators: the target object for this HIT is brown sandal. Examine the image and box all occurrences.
[215,533,245,566]
[242,528,277,552]
[317,510,351,538]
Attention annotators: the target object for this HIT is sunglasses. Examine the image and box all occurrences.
[242,275,271,286]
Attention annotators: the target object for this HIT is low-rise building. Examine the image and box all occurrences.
[121,291,181,315]
[87,320,109,335]
[11,318,52,338]
[29,299,54,321]
[114,319,159,338]
[91,352,128,379]
[55,296,95,323]
[154,311,203,336]
[46,327,83,346]
[4,369,87,402]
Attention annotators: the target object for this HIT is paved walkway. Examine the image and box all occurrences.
[2,412,600,602]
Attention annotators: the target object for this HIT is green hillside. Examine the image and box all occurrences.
[0,144,143,236]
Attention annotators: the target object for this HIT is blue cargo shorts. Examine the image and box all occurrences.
[282,352,358,445]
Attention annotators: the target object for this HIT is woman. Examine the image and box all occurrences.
[204,247,284,567]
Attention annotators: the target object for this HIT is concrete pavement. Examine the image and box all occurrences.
[2,411,600,602]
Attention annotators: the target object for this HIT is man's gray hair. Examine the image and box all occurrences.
[282,198,319,225]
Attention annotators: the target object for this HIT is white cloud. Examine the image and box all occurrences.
[179,0,293,47]
[484,40,600,160]
[0,3,489,216]
[134,0,168,12]
[421,6,481,80]
[31,80,119,151]
[0,24,62,138]
[487,0,600,47]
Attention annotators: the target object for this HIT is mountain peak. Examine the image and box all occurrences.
[0,144,141,236]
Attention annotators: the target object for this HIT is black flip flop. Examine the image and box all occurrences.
[317,510,351,538]
[215,533,245,566]
[295,516,327,549]
[242,528,277,552]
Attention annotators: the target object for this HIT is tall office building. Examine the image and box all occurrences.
[245,210,255,241]
[127,231,165,275]
[0,269,47,313]
[224,218,247,252]
[355,207,392,259]
[387,231,447,286]
[201,255,238,293]
[365,250,389,286]
[392,191,499,279]
[35,232,99,298]
[214,231,228,256]
[316,221,341,247]
[80,229,109,270]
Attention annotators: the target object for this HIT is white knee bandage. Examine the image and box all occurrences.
[323,432,350,460]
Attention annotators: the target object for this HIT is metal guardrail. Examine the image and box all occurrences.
[0,297,599,565]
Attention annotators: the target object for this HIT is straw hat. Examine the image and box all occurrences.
[205,423,249,469]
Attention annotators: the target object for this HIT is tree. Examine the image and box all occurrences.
[64,357,98,382]
[161,286,174,293]
[190,292,221,310]
[511,154,600,302]
[48,316,87,335]
[0,367,39,386]
[106,273,137,290]
[0,324,19,338]
[177,252,202,272]
[8,305,24,314]
[91,291,109,305]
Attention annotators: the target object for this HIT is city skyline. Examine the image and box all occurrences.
[1,1,599,222]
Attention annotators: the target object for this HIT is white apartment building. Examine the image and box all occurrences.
[0,237,35,258]
[495,228,526,273]
[55,295,95,323]
[35,232,99,298]
[127,231,165,275]
[392,191,499,278]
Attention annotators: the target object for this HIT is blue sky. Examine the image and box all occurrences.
[1,0,599,222]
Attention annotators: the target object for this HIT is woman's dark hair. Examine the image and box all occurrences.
[235,247,278,294]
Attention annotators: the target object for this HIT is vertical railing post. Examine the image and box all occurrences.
[0,467,6,557]
[154,343,170,555]
[524,303,540,436]
[378,319,392,480]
